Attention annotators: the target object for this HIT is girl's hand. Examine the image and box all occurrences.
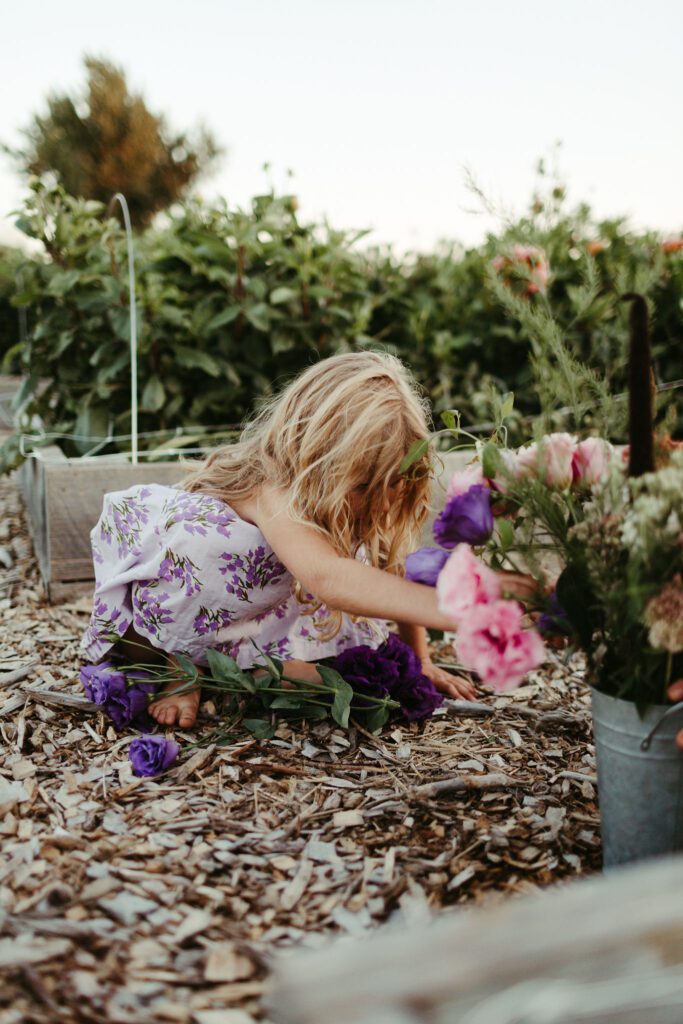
[421,657,477,701]
[667,680,683,750]
[498,571,542,601]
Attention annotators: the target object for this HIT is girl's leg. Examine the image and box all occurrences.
[115,625,201,728]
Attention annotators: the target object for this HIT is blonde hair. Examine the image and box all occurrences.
[183,351,433,634]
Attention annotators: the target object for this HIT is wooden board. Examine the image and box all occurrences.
[268,854,683,1024]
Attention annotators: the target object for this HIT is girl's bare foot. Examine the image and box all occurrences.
[149,682,201,728]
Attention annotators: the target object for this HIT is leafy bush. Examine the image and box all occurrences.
[4,176,682,470]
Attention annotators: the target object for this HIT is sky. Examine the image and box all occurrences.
[1,0,682,253]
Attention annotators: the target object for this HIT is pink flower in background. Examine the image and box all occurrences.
[572,438,614,488]
[539,433,576,489]
[446,463,486,501]
[436,544,501,624]
[515,442,540,481]
[492,245,550,295]
[456,600,546,691]
[515,433,576,490]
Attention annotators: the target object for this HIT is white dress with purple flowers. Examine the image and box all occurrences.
[80,484,388,669]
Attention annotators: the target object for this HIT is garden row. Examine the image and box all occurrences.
[0,177,681,467]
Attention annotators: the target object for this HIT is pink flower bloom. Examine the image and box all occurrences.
[456,600,546,691]
[436,544,501,625]
[492,245,550,294]
[516,433,577,490]
[446,463,486,501]
[572,438,614,488]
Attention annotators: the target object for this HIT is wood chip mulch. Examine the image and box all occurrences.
[0,473,601,1024]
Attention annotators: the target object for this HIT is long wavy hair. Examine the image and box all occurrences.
[182,351,433,635]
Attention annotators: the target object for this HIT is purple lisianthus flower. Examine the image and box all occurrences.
[80,663,154,731]
[392,673,445,722]
[331,634,443,723]
[433,484,493,549]
[537,592,570,636]
[80,662,125,704]
[405,546,450,586]
[129,735,180,777]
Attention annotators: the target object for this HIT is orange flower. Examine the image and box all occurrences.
[662,237,683,254]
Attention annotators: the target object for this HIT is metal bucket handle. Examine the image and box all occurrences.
[640,701,683,751]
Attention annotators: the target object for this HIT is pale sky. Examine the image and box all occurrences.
[1,0,682,253]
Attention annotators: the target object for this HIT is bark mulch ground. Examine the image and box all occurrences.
[0,473,601,1023]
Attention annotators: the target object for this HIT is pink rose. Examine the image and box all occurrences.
[436,544,501,625]
[571,438,614,488]
[516,433,577,490]
[446,463,486,501]
[456,600,546,692]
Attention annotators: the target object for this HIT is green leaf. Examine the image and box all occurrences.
[440,409,457,431]
[364,705,390,733]
[269,695,306,710]
[496,518,515,551]
[244,718,276,739]
[205,648,256,692]
[331,679,353,729]
[175,653,199,683]
[174,346,222,377]
[481,443,502,480]
[141,375,166,412]
[399,438,430,474]
[500,391,515,419]
[270,286,297,304]
[245,303,270,331]
[259,652,283,680]
[205,306,241,332]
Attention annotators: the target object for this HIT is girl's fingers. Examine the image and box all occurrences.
[668,680,683,702]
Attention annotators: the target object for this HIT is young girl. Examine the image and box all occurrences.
[81,351,519,727]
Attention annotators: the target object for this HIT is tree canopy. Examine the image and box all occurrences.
[12,56,221,227]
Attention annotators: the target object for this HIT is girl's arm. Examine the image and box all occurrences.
[255,488,456,631]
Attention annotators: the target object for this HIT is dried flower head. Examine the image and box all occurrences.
[644,576,683,653]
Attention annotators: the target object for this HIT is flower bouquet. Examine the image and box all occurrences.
[406,295,683,866]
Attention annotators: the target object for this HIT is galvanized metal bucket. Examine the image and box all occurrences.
[591,688,683,869]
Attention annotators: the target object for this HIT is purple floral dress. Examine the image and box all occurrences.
[80,485,388,669]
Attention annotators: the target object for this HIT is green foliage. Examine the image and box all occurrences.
[8,56,221,228]
[4,174,682,467]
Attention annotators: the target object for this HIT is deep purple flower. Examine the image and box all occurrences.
[80,662,125,704]
[80,663,154,731]
[537,592,570,636]
[433,484,494,548]
[392,673,445,721]
[405,546,450,586]
[129,735,180,777]
[331,634,443,722]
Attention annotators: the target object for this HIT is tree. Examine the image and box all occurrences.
[11,56,221,228]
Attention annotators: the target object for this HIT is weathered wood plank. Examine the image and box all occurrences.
[268,854,683,1024]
